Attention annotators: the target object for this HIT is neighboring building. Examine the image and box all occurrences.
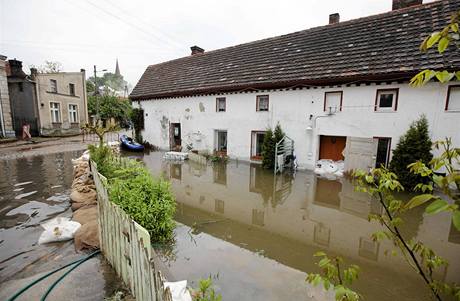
[7,59,88,136]
[0,55,15,137]
[7,59,41,136]
[33,69,88,136]
[130,0,460,170]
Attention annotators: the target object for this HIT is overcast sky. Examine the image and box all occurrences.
[0,0,436,88]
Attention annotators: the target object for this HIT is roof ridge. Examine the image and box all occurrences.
[147,0,446,68]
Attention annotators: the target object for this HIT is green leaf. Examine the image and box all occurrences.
[427,32,441,48]
[451,23,459,33]
[452,210,460,231]
[314,251,326,257]
[405,194,436,209]
[435,70,455,83]
[425,199,450,214]
[438,37,450,53]
[318,257,331,268]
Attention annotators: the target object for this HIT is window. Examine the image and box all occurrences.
[215,199,225,214]
[324,91,343,112]
[69,83,75,96]
[445,85,460,111]
[374,137,391,167]
[50,79,57,93]
[256,95,269,111]
[375,89,398,112]
[215,130,227,152]
[251,131,266,159]
[18,82,23,92]
[50,102,61,123]
[68,104,78,123]
[216,97,226,112]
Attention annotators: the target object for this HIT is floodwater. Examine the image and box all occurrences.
[141,152,460,301]
[0,151,124,300]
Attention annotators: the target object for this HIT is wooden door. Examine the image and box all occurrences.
[319,135,346,161]
[343,137,378,171]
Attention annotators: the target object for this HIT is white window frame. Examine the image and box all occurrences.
[375,89,398,112]
[50,102,61,123]
[445,85,460,112]
[50,79,57,93]
[68,103,79,123]
[324,91,343,112]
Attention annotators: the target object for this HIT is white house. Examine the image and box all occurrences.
[130,0,460,170]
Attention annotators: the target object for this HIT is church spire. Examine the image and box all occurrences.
[115,58,120,76]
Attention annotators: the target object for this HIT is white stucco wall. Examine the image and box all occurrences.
[133,82,460,170]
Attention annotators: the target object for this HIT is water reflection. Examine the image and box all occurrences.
[141,152,460,301]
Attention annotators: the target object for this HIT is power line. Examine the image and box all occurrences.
[83,0,183,52]
[98,0,184,49]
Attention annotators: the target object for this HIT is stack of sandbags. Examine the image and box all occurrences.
[70,152,100,251]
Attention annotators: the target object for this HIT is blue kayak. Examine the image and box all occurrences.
[120,135,144,152]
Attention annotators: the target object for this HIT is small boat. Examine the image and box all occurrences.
[120,135,144,152]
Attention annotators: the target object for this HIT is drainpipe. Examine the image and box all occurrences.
[306,112,334,167]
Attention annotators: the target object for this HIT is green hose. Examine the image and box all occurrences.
[7,250,100,301]
[40,250,100,301]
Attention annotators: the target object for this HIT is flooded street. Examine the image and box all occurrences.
[142,152,460,301]
[0,151,124,300]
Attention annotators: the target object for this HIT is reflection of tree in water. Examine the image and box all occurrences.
[249,164,293,207]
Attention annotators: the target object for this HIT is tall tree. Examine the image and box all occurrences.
[389,115,433,190]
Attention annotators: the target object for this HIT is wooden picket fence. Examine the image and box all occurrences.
[91,160,173,301]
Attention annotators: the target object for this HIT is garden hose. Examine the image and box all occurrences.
[7,250,100,301]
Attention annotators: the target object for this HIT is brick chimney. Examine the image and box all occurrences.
[7,59,27,78]
[30,67,38,79]
[191,46,205,55]
[329,13,340,24]
[392,0,422,10]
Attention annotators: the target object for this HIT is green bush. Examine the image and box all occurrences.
[89,145,176,243]
[109,165,176,243]
[389,115,433,190]
[261,123,285,170]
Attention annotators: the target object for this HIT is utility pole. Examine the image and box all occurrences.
[93,65,107,124]
[93,65,99,123]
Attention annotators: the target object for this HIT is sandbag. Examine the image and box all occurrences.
[72,205,98,225]
[70,188,97,203]
[38,217,81,244]
[74,220,100,251]
[164,280,192,301]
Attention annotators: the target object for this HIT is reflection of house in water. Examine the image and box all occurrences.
[213,162,226,186]
[249,163,293,207]
[170,163,182,181]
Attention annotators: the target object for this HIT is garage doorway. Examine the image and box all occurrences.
[319,135,346,161]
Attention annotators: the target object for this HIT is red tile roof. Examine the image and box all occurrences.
[130,0,460,100]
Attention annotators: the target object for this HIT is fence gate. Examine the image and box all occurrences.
[274,135,295,174]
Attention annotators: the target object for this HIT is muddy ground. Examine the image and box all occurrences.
[0,136,130,301]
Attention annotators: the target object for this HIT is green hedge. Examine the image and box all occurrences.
[89,145,176,243]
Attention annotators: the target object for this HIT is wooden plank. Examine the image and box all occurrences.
[93,160,173,301]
